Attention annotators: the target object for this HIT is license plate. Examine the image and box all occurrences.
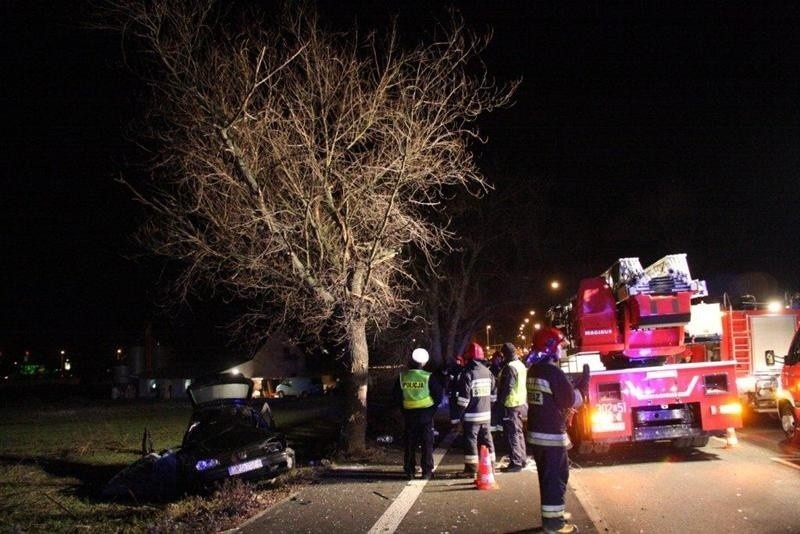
[228,458,263,476]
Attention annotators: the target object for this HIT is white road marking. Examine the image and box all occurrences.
[567,466,606,532]
[366,431,456,534]
[770,456,800,471]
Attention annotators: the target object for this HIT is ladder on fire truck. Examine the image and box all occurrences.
[601,253,708,301]
[724,294,752,377]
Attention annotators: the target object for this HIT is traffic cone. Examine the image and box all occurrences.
[475,445,499,490]
[725,427,738,447]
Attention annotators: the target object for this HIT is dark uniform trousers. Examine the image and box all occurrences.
[463,421,495,468]
[502,405,527,467]
[531,445,569,530]
[403,407,435,475]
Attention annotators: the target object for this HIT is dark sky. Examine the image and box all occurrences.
[3,1,799,357]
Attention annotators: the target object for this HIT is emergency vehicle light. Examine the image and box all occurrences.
[590,405,626,432]
[718,402,742,415]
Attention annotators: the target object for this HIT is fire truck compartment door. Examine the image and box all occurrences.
[750,315,798,373]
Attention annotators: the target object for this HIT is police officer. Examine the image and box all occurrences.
[455,342,496,476]
[396,348,443,480]
[498,342,527,472]
[526,327,582,534]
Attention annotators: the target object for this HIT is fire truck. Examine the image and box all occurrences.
[684,297,800,415]
[777,328,800,439]
[551,254,742,453]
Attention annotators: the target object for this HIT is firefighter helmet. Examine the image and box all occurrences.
[532,326,565,357]
[463,342,485,360]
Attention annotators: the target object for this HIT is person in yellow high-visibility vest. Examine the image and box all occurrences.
[498,342,528,472]
[394,348,443,480]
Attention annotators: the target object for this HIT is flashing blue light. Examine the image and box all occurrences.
[195,458,220,471]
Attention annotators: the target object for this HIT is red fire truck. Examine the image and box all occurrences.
[684,297,800,415]
[551,254,742,453]
[777,328,800,439]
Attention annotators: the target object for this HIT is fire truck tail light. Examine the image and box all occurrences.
[591,410,615,431]
[718,402,742,415]
[591,405,626,432]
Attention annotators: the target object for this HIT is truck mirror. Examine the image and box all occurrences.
[765,350,775,366]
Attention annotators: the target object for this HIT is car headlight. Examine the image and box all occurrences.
[195,458,220,471]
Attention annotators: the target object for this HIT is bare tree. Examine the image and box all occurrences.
[102,0,516,453]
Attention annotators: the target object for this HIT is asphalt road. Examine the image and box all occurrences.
[237,408,800,534]
[569,423,800,534]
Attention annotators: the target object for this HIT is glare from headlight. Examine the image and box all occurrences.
[195,458,220,471]
[767,301,783,313]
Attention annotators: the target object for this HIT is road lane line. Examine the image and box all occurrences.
[366,430,456,534]
[567,468,605,533]
[770,457,800,471]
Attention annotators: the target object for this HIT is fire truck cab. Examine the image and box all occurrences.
[777,328,800,439]
[554,254,742,453]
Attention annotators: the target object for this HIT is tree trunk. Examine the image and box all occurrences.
[341,316,369,455]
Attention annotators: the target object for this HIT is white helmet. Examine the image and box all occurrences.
[411,348,430,365]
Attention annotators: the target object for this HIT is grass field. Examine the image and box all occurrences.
[0,396,343,533]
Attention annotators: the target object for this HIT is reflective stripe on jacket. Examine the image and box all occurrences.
[526,360,578,447]
[456,360,496,424]
[400,369,434,409]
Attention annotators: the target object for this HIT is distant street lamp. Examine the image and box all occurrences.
[528,310,537,339]
[550,280,560,290]
[486,324,492,349]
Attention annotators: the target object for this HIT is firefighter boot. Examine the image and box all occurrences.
[544,522,578,534]
[459,464,477,478]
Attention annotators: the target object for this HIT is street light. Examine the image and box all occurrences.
[486,325,492,349]
[550,280,560,290]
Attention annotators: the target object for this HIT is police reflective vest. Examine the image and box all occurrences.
[400,369,434,409]
[504,359,527,408]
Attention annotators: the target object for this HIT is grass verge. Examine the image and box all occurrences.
[0,397,340,533]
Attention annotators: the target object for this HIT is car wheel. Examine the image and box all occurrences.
[779,402,796,439]
[277,391,284,399]
[300,390,309,399]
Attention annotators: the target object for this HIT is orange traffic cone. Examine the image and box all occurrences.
[725,427,738,447]
[475,445,499,490]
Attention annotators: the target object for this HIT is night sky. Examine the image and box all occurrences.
[3,1,799,360]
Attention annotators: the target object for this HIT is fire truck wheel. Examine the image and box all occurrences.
[779,403,797,440]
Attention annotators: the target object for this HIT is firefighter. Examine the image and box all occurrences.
[455,342,496,475]
[526,327,583,534]
[498,342,528,472]
[395,348,443,480]
[445,355,467,430]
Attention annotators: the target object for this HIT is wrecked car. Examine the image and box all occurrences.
[104,373,294,500]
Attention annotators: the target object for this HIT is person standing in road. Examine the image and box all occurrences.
[526,327,583,534]
[497,342,528,472]
[445,355,467,433]
[394,348,443,480]
[455,342,496,476]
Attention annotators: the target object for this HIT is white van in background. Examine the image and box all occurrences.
[275,377,323,398]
